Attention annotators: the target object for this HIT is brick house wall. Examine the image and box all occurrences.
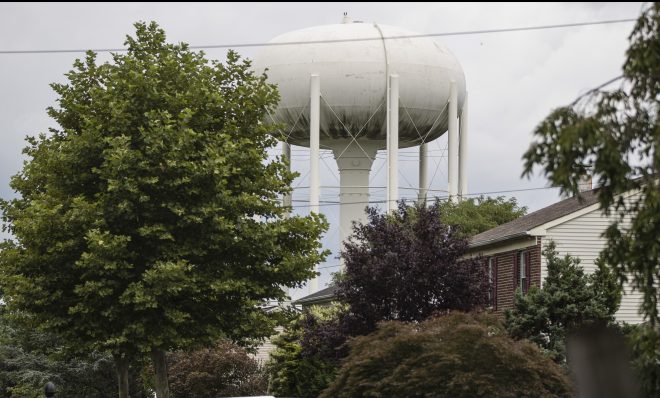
[484,237,542,313]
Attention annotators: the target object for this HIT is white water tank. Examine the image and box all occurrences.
[253,21,466,149]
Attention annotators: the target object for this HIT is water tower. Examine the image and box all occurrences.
[253,16,468,291]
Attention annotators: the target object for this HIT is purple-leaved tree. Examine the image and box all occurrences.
[336,200,489,334]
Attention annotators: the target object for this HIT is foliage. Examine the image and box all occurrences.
[622,323,660,398]
[521,3,659,327]
[505,241,621,363]
[0,19,327,386]
[0,313,145,398]
[164,340,267,398]
[320,312,574,398]
[336,201,489,334]
[437,195,527,237]
[266,307,342,398]
[269,201,491,396]
[299,305,351,364]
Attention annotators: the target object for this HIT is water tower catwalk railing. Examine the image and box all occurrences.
[272,73,468,293]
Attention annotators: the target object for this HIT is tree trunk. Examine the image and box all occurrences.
[151,348,170,398]
[114,354,130,398]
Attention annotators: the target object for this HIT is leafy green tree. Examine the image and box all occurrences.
[166,340,267,398]
[269,201,490,397]
[623,323,660,397]
[521,5,658,395]
[437,195,527,237]
[0,312,146,398]
[267,306,342,398]
[523,3,658,326]
[0,22,327,398]
[321,312,574,398]
[504,241,621,363]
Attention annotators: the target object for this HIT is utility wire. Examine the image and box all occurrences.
[0,18,637,55]
[286,186,561,208]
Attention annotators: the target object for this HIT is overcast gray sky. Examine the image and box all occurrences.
[0,2,644,297]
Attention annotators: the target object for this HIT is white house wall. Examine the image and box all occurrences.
[541,193,644,324]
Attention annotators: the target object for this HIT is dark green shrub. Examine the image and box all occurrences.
[322,312,573,398]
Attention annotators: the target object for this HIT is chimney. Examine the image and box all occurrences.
[578,175,593,192]
[342,12,352,24]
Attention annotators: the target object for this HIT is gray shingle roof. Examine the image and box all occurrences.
[470,188,600,248]
[294,285,337,305]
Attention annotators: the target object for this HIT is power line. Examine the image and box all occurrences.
[286,186,561,208]
[318,264,342,270]
[0,18,637,55]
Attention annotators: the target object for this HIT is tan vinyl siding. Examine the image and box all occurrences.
[542,193,644,324]
[252,326,284,364]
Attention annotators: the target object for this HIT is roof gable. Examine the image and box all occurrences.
[470,188,600,248]
[294,285,337,305]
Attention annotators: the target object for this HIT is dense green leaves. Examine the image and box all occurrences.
[268,201,491,397]
[504,241,621,363]
[624,323,660,397]
[437,195,527,238]
[521,6,659,395]
[0,19,327,382]
[266,307,341,398]
[321,313,574,398]
[521,3,659,326]
[0,313,146,398]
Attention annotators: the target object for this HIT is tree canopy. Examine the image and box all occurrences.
[267,306,344,398]
[521,5,658,395]
[0,21,327,398]
[437,195,527,237]
[336,201,489,334]
[321,313,574,398]
[268,201,490,397]
[522,3,658,326]
[504,241,621,363]
[0,310,145,398]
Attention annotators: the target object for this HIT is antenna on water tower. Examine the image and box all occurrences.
[342,12,352,24]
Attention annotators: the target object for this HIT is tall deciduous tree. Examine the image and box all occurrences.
[0,22,327,398]
[521,4,658,395]
[522,3,658,326]
[437,195,527,238]
[337,201,489,334]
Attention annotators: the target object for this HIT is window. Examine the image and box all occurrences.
[488,257,497,308]
[515,250,531,295]
[519,251,527,294]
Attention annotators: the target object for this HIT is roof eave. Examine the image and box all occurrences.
[293,293,336,305]
[469,231,533,250]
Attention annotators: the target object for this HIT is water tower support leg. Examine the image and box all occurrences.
[309,74,320,294]
[282,141,292,215]
[281,141,292,301]
[419,143,428,204]
[448,81,459,203]
[387,74,399,212]
[459,92,468,201]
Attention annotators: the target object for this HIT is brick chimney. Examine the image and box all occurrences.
[578,175,593,192]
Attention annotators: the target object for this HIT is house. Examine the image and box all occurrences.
[293,285,337,309]
[252,290,336,363]
[468,186,644,324]
[294,185,646,324]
